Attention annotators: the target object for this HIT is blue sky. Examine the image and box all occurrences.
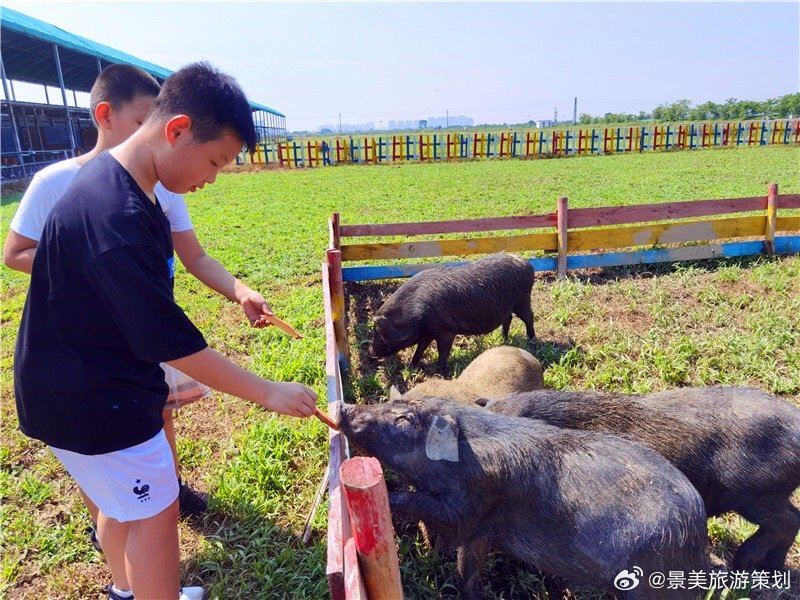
[3,2,798,131]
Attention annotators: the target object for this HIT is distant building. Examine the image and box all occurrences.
[318,122,375,134]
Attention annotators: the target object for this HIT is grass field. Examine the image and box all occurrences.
[1,145,799,599]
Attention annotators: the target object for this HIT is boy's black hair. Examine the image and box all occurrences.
[150,62,257,152]
[89,64,161,126]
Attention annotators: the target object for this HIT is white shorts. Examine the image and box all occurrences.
[50,430,179,522]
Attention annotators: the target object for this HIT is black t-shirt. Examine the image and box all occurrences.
[14,152,207,454]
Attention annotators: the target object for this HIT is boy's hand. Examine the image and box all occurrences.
[261,381,317,418]
[238,289,273,327]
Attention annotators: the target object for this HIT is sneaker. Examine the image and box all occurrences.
[106,585,133,600]
[106,585,204,600]
[87,526,103,553]
[178,481,208,519]
[179,587,205,600]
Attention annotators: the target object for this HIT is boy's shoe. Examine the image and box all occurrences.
[179,587,205,600]
[106,585,133,600]
[178,481,208,519]
[106,585,204,600]
[87,526,103,553]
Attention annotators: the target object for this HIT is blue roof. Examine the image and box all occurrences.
[0,6,284,118]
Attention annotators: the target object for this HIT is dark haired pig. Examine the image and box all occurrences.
[482,387,800,571]
[339,397,709,599]
[370,253,535,372]
[391,346,544,405]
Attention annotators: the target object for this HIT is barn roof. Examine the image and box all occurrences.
[1,6,285,117]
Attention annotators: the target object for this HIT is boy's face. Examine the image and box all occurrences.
[105,94,156,147]
[157,125,242,194]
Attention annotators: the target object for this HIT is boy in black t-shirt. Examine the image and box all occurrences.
[14,62,317,600]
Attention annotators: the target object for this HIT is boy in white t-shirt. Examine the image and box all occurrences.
[4,65,270,532]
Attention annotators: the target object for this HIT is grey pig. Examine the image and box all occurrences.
[370,253,535,372]
[339,397,709,599]
[482,386,800,571]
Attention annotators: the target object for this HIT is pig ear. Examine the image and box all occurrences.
[389,385,402,401]
[425,415,459,462]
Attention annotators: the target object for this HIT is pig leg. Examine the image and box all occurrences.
[435,334,456,373]
[456,538,489,600]
[411,335,434,367]
[501,315,512,339]
[760,500,800,570]
[513,301,536,339]
[542,574,569,600]
[732,498,800,571]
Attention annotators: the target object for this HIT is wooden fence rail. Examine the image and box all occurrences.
[329,186,800,282]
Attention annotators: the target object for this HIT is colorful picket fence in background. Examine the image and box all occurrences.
[239,119,800,168]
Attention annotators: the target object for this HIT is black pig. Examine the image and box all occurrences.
[482,387,800,572]
[370,253,535,372]
[339,397,709,599]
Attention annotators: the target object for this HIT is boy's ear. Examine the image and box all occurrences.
[94,102,113,130]
[164,115,193,146]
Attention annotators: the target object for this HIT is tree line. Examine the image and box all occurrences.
[578,93,800,125]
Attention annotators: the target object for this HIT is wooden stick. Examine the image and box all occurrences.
[314,407,340,430]
[261,314,302,339]
[301,467,330,544]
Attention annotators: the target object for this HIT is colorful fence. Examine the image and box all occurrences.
[323,184,799,598]
[241,119,799,168]
[330,184,800,282]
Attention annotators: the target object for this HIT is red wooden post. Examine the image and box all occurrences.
[330,213,341,250]
[340,457,404,600]
[327,248,350,366]
[765,183,778,255]
[557,196,568,279]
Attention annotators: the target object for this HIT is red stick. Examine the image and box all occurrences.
[314,407,340,430]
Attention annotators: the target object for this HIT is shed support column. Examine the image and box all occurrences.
[53,44,78,156]
[0,55,24,167]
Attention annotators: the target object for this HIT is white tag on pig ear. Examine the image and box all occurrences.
[425,415,459,462]
[389,385,402,401]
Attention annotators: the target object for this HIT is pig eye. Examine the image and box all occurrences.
[394,413,416,428]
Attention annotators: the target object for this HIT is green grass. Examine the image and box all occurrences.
[1,144,799,598]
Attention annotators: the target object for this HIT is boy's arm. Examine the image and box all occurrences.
[167,346,317,417]
[172,229,273,327]
[3,230,37,274]
[4,171,58,274]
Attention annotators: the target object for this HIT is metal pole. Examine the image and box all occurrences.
[53,44,78,156]
[9,79,16,101]
[44,84,50,104]
[0,55,24,160]
[96,56,103,75]
[21,105,34,150]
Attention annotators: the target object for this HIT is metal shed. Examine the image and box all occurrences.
[1,6,286,180]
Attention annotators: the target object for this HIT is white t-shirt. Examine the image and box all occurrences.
[10,157,193,242]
